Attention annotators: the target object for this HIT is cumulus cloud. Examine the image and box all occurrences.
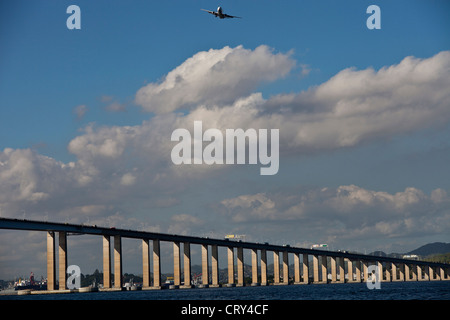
[135,45,296,114]
[263,51,450,152]
[188,50,450,155]
[68,124,135,160]
[90,48,450,176]
[218,185,450,241]
[135,48,450,159]
[0,148,60,204]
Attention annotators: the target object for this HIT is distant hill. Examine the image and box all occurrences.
[368,242,450,259]
[407,242,450,256]
[369,251,387,257]
[368,251,402,259]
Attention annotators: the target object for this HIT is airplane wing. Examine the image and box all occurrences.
[223,14,242,19]
[201,9,219,17]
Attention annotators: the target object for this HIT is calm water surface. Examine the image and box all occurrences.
[1,281,449,300]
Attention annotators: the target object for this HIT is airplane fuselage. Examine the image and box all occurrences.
[217,7,225,19]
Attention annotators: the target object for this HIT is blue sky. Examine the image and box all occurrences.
[0,1,450,278]
[2,0,448,159]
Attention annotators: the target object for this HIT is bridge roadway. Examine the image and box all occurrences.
[1,217,449,292]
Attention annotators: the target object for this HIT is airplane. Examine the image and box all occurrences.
[201,7,242,19]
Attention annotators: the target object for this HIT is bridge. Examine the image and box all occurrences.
[1,217,449,293]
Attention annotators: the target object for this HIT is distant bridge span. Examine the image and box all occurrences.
[1,217,449,292]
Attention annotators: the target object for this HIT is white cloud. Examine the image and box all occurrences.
[104,101,126,112]
[68,49,450,185]
[260,51,450,152]
[0,148,60,204]
[218,185,450,243]
[135,45,296,114]
[73,104,88,120]
[220,193,276,222]
[120,173,136,186]
[68,124,135,160]
[136,49,450,161]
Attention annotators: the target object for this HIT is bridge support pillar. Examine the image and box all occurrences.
[142,239,150,287]
[417,265,423,281]
[405,264,411,281]
[58,232,67,290]
[261,249,268,286]
[346,259,354,282]
[312,255,319,283]
[173,242,181,288]
[399,264,405,281]
[411,265,417,281]
[385,263,391,282]
[426,266,431,280]
[294,254,300,284]
[47,231,56,291]
[114,235,122,289]
[331,256,337,282]
[355,261,361,282]
[251,249,259,286]
[211,245,219,287]
[227,247,235,286]
[321,256,328,283]
[362,261,369,283]
[182,242,192,288]
[377,261,383,282]
[153,240,161,288]
[339,257,345,283]
[237,247,244,286]
[391,263,398,281]
[282,251,289,285]
[102,236,111,288]
[201,244,209,287]
[302,254,309,284]
[273,251,280,284]
[439,267,445,281]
